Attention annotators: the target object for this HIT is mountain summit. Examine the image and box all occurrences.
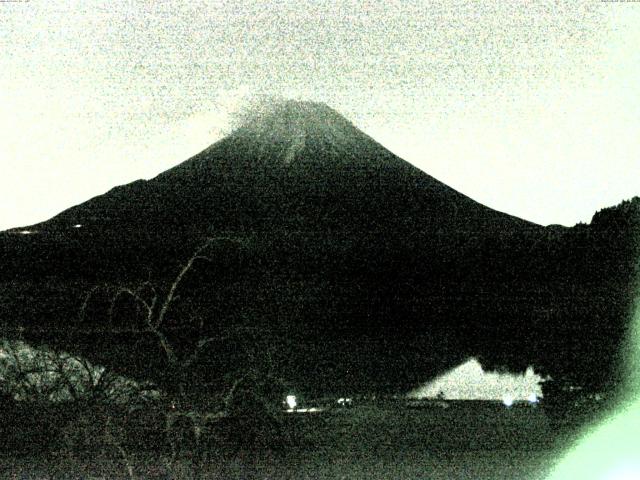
[164,99,421,175]
[232,100,361,154]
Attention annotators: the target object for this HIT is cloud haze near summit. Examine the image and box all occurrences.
[1,0,639,230]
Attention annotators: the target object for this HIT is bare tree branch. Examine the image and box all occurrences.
[79,284,106,323]
[182,337,218,369]
[109,287,154,324]
[155,239,216,330]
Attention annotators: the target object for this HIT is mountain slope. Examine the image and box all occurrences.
[33,100,532,236]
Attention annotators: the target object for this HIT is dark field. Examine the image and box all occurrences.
[0,400,589,479]
[1,448,558,480]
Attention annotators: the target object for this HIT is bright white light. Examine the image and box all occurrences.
[528,393,538,403]
[73,224,82,228]
[604,463,640,480]
[286,395,297,410]
[286,407,323,414]
[19,230,32,235]
[502,395,514,407]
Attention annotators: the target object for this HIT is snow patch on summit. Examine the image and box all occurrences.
[231,99,364,165]
[284,130,306,165]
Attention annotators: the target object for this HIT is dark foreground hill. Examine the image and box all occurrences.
[1,101,638,397]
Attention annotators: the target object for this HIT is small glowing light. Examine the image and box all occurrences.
[528,393,538,403]
[19,230,32,235]
[286,407,323,414]
[502,395,514,407]
[285,395,297,410]
[73,224,82,228]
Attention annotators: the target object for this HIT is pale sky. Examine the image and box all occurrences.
[1,0,639,231]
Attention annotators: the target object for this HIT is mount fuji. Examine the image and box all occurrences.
[1,100,638,397]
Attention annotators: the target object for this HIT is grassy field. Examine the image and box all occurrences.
[1,447,561,480]
[0,401,585,479]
